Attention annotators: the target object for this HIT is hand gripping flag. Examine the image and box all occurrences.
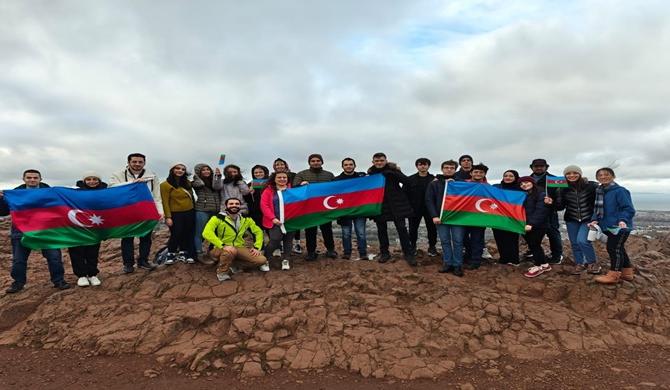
[279,174,385,232]
[3,182,160,249]
[441,181,527,234]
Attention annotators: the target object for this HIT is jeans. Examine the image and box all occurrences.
[605,229,631,271]
[11,237,65,286]
[376,218,412,256]
[565,221,596,265]
[464,226,485,266]
[340,217,367,256]
[437,224,464,267]
[305,222,335,255]
[545,212,563,259]
[194,210,217,254]
[121,231,153,266]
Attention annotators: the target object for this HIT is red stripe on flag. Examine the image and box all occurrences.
[11,201,160,232]
[442,195,525,222]
[284,188,384,220]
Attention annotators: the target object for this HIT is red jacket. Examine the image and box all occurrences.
[260,184,291,229]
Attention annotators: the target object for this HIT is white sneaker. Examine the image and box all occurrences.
[482,248,493,259]
[272,249,281,257]
[165,252,176,265]
[259,263,270,272]
[77,276,90,287]
[367,254,377,261]
[281,259,290,270]
[217,272,232,282]
[177,251,187,262]
[293,242,303,254]
[185,257,195,264]
[88,276,101,286]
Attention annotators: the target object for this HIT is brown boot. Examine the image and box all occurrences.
[594,270,622,284]
[621,267,635,281]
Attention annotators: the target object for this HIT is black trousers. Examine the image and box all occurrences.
[305,222,335,254]
[408,212,437,249]
[265,225,295,263]
[68,244,101,277]
[376,218,412,256]
[525,227,547,266]
[168,210,197,258]
[121,231,152,266]
[493,229,519,264]
[605,230,632,271]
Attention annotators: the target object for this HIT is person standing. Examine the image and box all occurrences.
[462,163,490,269]
[454,154,474,181]
[0,169,70,293]
[216,164,251,215]
[293,154,337,261]
[333,158,368,260]
[405,158,438,257]
[192,163,221,264]
[69,172,107,287]
[245,164,270,229]
[261,172,294,270]
[367,153,415,265]
[273,158,302,254]
[160,163,197,264]
[528,158,563,264]
[590,168,636,284]
[492,170,523,266]
[520,176,553,278]
[110,153,162,273]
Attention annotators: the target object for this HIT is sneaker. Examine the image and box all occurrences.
[138,260,157,270]
[571,264,587,275]
[177,251,187,262]
[54,281,71,290]
[77,276,90,287]
[366,254,376,261]
[548,254,564,265]
[281,259,290,270]
[164,253,176,265]
[405,254,417,267]
[292,242,303,254]
[439,265,454,274]
[342,254,351,260]
[88,276,101,286]
[217,272,232,282]
[259,263,270,272]
[523,251,534,259]
[185,257,196,264]
[229,266,240,274]
[482,248,493,259]
[326,250,338,259]
[524,264,552,278]
[428,247,439,257]
[305,252,317,262]
[467,263,481,270]
[5,283,24,294]
[587,263,602,274]
[452,267,464,277]
[272,249,281,257]
[122,264,135,274]
[507,261,521,267]
[378,253,391,263]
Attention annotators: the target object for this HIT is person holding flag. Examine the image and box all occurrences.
[216,164,251,215]
[492,170,523,266]
[261,171,293,270]
[528,159,563,264]
[273,158,302,255]
[520,176,553,278]
[245,164,270,229]
[0,170,70,293]
[333,158,369,261]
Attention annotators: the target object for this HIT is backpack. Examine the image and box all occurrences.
[154,245,170,265]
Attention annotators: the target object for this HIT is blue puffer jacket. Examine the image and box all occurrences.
[593,183,635,229]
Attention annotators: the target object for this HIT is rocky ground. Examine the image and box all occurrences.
[1,219,670,389]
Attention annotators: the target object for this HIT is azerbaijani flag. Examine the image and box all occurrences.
[3,182,160,249]
[280,174,385,232]
[546,175,568,188]
[251,178,268,190]
[441,181,526,234]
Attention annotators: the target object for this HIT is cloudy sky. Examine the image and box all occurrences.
[1,0,669,196]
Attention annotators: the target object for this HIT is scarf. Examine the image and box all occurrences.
[594,185,605,220]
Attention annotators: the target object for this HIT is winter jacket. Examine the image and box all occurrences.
[260,184,291,229]
[202,213,264,250]
[75,181,108,190]
[159,181,194,218]
[425,174,455,218]
[214,175,251,214]
[110,167,163,216]
[554,180,597,223]
[592,183,636,229]
[191,164,221,213]
[405,173,435,215]
[524,190,549,229]
[293,168,335,186]
[454,169,471,181]
[0,183,50,238]
[367,164,414,221]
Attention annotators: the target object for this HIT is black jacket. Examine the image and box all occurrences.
[554,180,597,223]
[367,164,414,221]
[524,190,549,228]
[425,175,455,218]
[454,169,471,181]
[75,180,108,190]
[405,173,435,215]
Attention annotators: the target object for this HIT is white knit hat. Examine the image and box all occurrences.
[563,165,583,176]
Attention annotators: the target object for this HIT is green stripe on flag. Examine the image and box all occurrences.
[20,220,158,250]
[547,182,569,188]
[284,204,381,232]
[441,210,525,234]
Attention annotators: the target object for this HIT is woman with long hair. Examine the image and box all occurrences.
[245,164,270,229]
[192,163,221,262]
[160,163,197,264]
[520,176,552,278]
[273,158,302,254]
[215,164,251,215]
[260,171,294,271]
[492,170,523,266]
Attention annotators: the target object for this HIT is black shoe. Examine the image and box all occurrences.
[122,264,135,274]
[378,253,391,263]
[342,254,351,260]
[305,253,318,261]
[452,267,464,277]
[548,255,564,265]
[326,250,338,259]
[405,254,417,267]
[439,265,454,274]
[138,260,157,270]
[428,247,439,257]
[467,263,480,270]
[5,283,24,294]
[54,281,71,290]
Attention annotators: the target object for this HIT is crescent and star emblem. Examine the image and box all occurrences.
[67,209,105,228]
[323,196,344,210]
[474,198,498,213]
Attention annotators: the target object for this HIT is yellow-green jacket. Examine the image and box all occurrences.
[202,213,264,250]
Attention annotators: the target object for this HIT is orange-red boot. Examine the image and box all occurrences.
[595,271,622,284]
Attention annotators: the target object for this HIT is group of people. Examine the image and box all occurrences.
[0,152,636,293]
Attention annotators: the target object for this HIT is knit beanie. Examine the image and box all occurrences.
[82,171,101,180]
[518,176,535,184]
[563,165,583,176]
[308,153,323,163]
[170,162,187,170]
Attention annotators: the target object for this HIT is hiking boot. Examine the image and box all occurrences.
[5,283,24,294]
[524,264,551,278]
[378,253,391,263]
[595,270,622,284]
[439,265,454,274]
[88,276,101,286]
[428,247,439,257]
[138,260,157,270]
[405,254,417,267]
[305,252,318,262]
[326,250,338,259]
[548,254,564,265]
[587,263,602,275]
[217,272,232,282]
[77,276,90,287]
[122,264,135,274]
[621,267,635,281]
[571,264,587,275]
[281,259,290,270]
[452,267,464,277]
[54,281,71,290]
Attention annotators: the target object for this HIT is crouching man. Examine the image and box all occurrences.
[202,197,269,281]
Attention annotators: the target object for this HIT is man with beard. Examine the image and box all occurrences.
[368,152,416,266]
